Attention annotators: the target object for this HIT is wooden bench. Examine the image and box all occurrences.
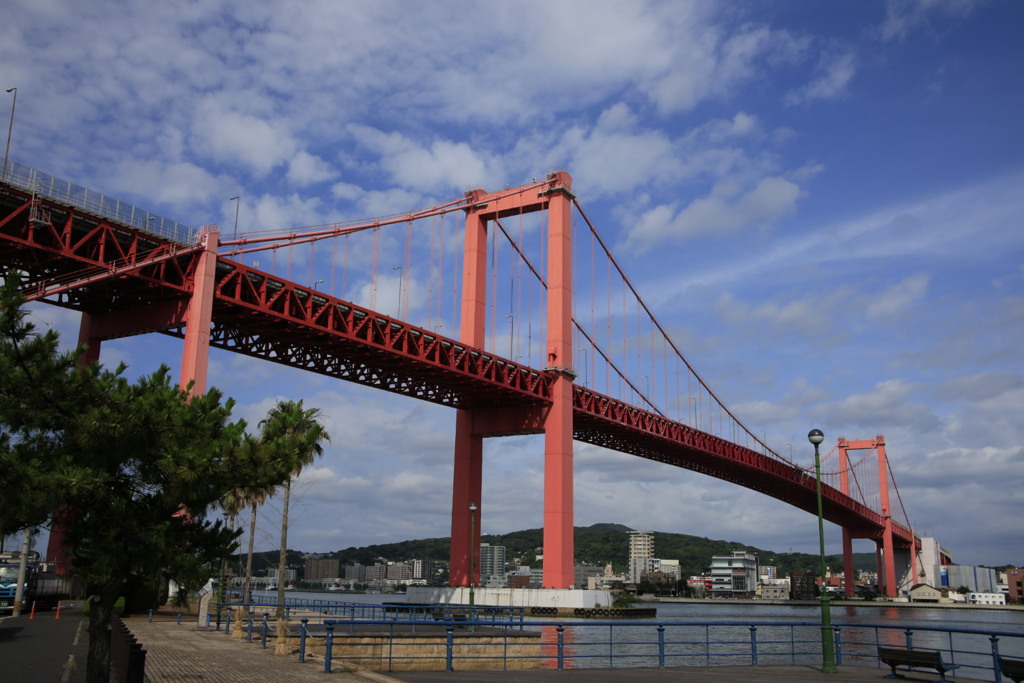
[1000,656,1024,683]
[878,646,960,682]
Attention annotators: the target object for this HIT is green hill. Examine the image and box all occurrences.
[329,523,873,578]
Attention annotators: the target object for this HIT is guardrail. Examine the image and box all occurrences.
[1,159,197,245]
[294,617,1022,679]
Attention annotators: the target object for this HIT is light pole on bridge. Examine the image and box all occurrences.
[229,196,240,240]
[809,428,837,673]
[468,502,478,630]
[3,87,17,183]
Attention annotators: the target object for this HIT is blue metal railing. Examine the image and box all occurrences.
[228,598,525,627]
[1,159,197,245]
[299,617,1023,679]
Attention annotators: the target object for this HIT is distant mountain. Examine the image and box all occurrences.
[326,523,874,578]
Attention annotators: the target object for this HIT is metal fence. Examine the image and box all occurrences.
[202,602,1024,680]
[295,617,1021,679]
[1,159,197,245]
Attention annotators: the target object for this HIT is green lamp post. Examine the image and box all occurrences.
[809,428,837,673]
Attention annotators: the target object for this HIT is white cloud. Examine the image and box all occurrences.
[627,175,802,251]
[880,0,985,41]
[108,160,227,207]
[785,52,857,105]
[286,151,338,186]
[866,275,930,318]
[191,98,297,176]
[349,125,495,193]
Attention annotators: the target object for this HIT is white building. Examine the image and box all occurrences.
[628,530,654,583]
[709,551,758,598]
[658,559,681,582]
[967,592,1006,606]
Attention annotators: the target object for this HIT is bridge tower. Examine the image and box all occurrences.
[837,435,917,598]
[449,172,577,589]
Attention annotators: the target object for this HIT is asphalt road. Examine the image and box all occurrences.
[0,602,88,683]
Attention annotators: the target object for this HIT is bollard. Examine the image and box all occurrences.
[990,635,1002,683]
[148,609,154,623]
[247,611,254,643]
[324,621,335,673]
[176,611,182,625]
[224,607,232,635]
[657,625,666,668]
[299,618,309,662]
[557,625,565,670]
[445,625,455,671]
[261,612,269,649]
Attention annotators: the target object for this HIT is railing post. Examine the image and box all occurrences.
[834,626,843,666]
[557,625,565,670]
[749,625,758,666]
[247,610,254,643]
[224,607,232,635]
[176,611,182,625]
[446,625,455,671]
[324,621,335,674]
[904,628,914,649]
[658,625,666,668]
[991,635,1002,683]
[261,612,269,649]
[299,618,309,663]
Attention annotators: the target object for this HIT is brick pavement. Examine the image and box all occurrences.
[122,616,394,683]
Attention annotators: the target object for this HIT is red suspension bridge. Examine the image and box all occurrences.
[0,161,923,596]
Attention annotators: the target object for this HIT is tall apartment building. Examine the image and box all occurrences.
[410,558,436,582]
[709,550,758,598]
[387,561,412,582]
[628,530,655,583]
[790,571,817,600]
[479,543,507,581]
[305,557,340,581]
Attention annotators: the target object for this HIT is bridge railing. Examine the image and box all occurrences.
[1,160,196,245]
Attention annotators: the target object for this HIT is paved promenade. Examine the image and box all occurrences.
[4,604,991,682]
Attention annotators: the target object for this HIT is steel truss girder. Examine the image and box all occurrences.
[205,261,555,408]
[0,188,196,307]
[573,387,909,542]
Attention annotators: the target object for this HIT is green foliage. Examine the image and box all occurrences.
[612,592,638,608]
[0,280,295,682]
[328,522,876,580]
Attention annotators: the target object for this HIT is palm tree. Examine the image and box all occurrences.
[259,399,330,619]
[217,432,293,630]
[233,433,291,606]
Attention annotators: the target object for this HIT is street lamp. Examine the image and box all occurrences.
[468,502,478,629]
[809,428,837,673]
[229,196,240,240]
[392,266,403,318]
[2,87,16,183]
[506,314,514,358]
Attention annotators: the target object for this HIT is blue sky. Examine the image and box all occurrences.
[2,0,1022,569]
